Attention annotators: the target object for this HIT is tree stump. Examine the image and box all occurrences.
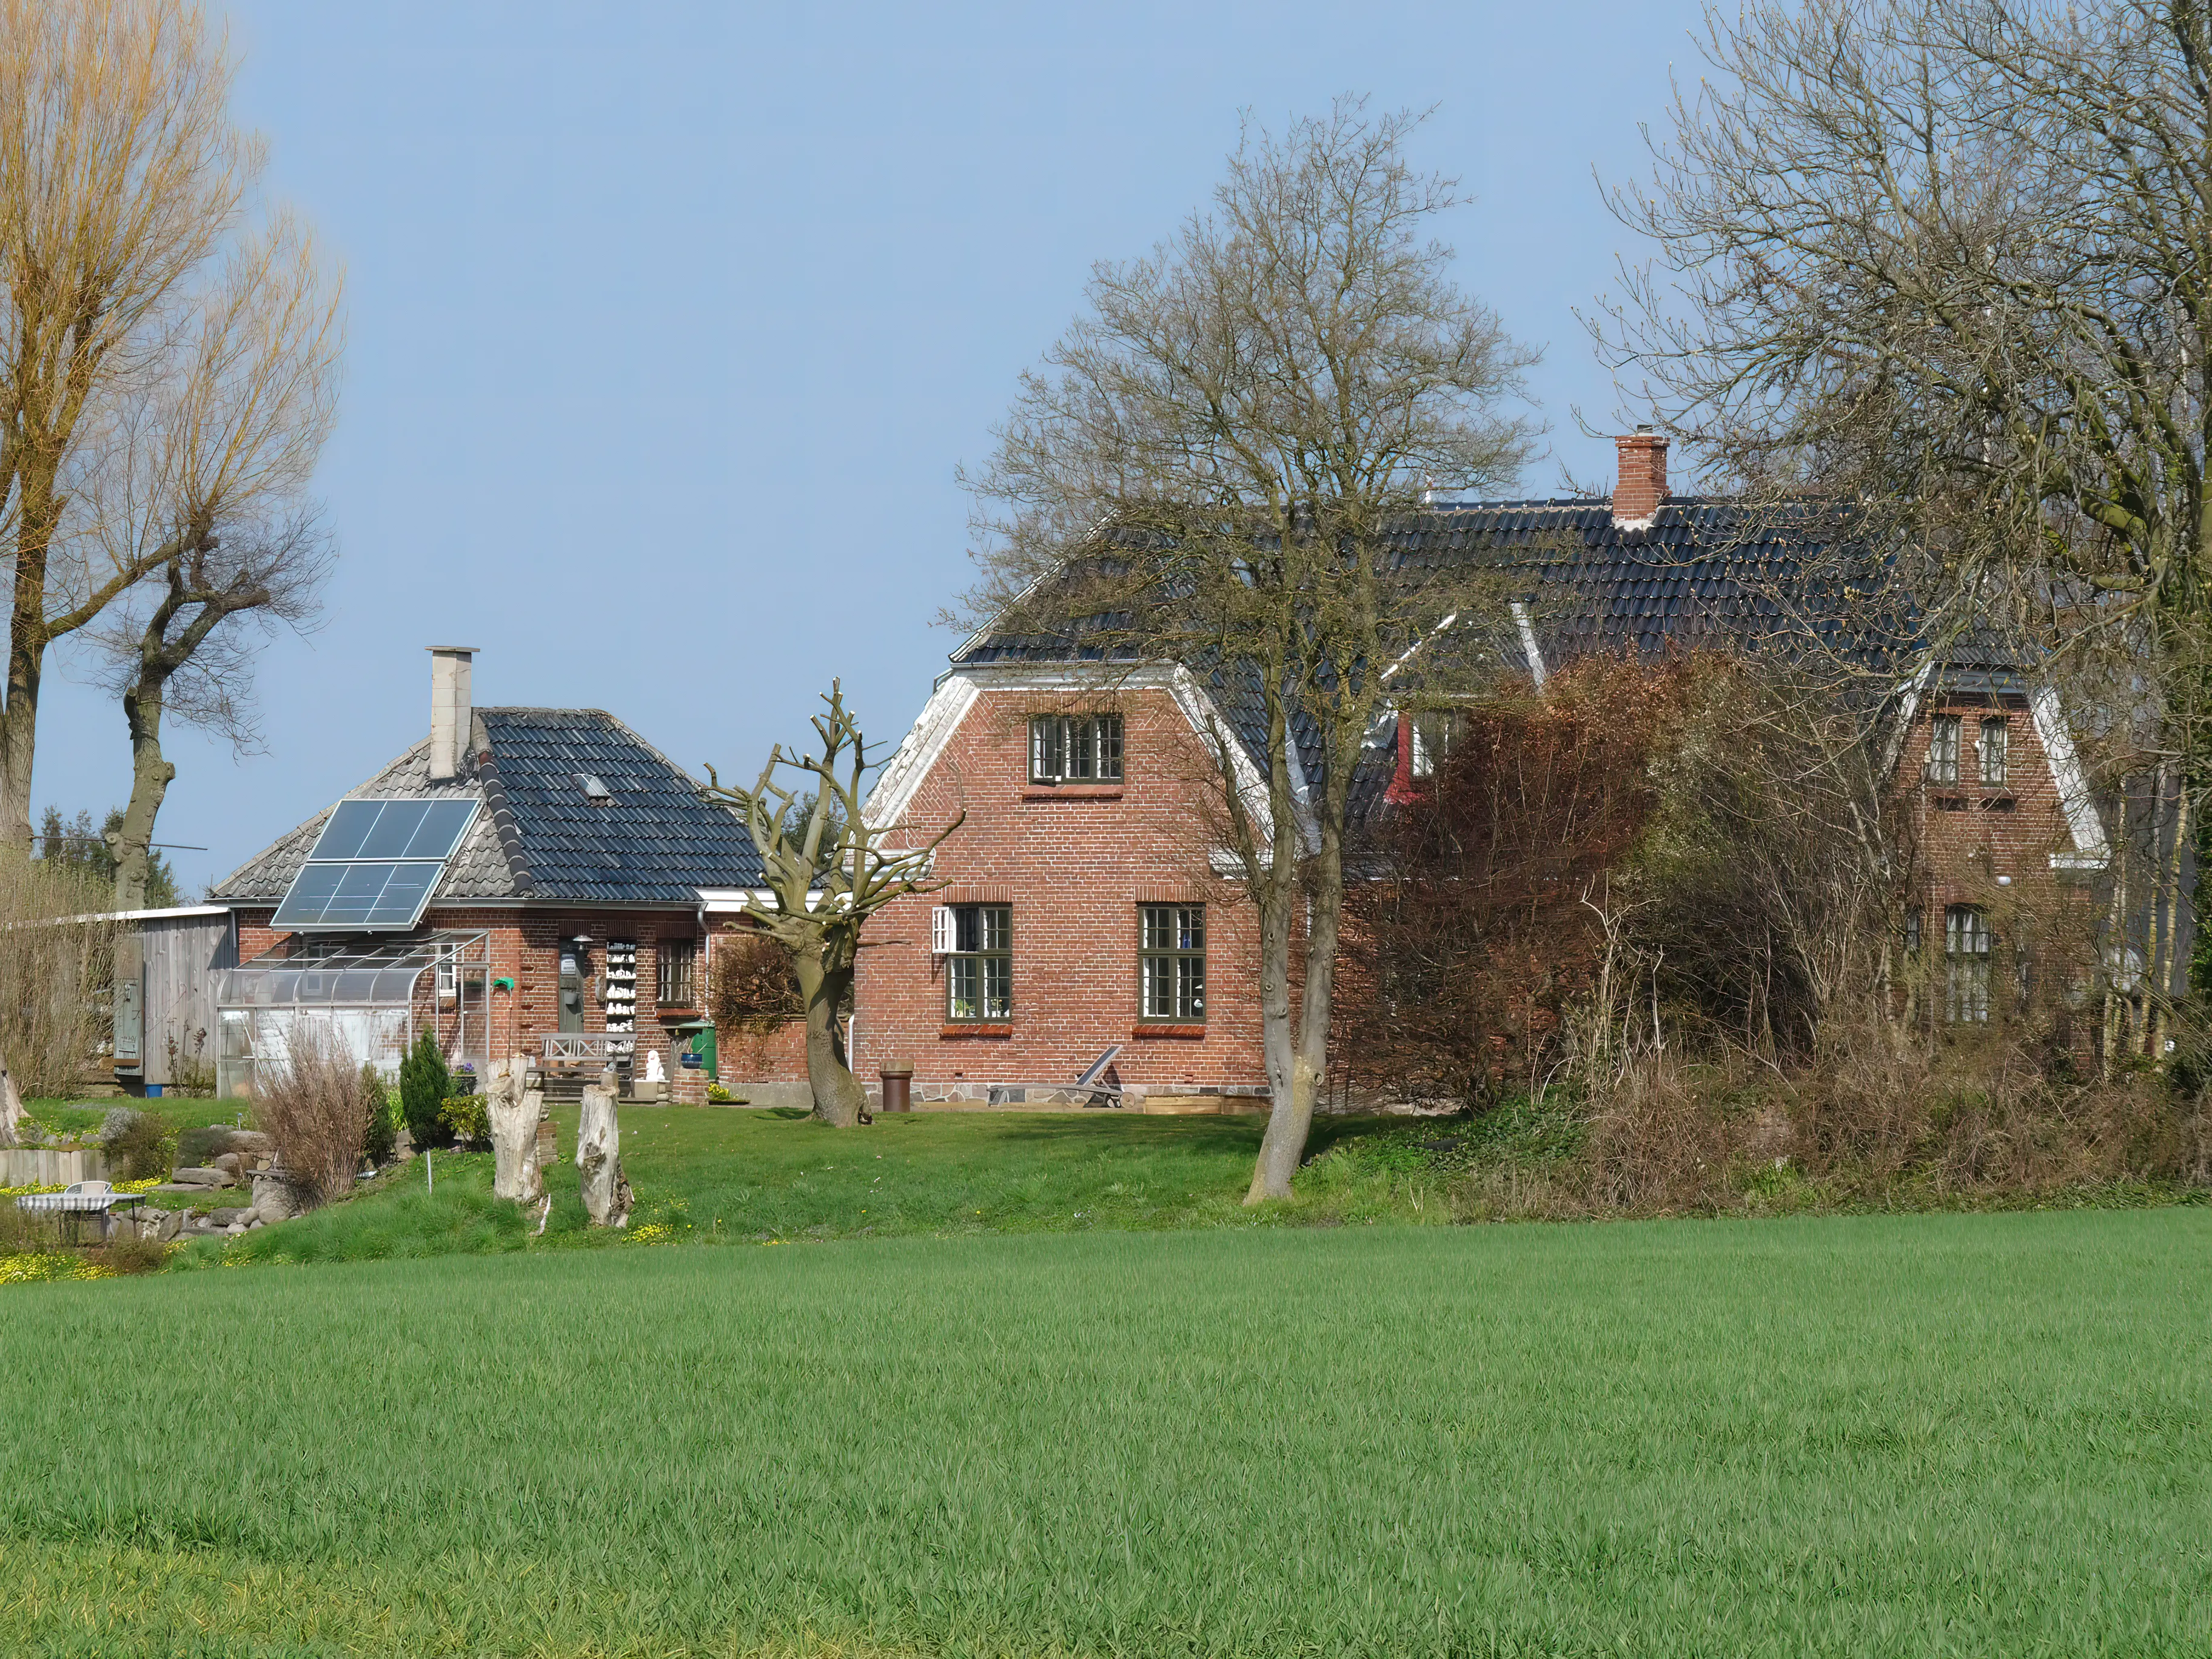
[575,1067,631,1227]
[0,1058,23,1148]
[486,1056,545,1204]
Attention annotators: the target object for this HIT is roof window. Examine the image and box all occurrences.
[575,773,614,803]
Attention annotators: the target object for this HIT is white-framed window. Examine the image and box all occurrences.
[436,960,457,1002]
[1409,711,1466,780]
[1926,714,1962,785]
[1139,905,1205,1021]
[1031,714,1124,783]
[1979,716,2009,788]
[1945,904,1991,1023]
[945,905,1011,1021]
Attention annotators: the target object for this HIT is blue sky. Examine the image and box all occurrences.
[33,0,1709,894]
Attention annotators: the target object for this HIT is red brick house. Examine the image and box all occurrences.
[841,431,2120,1103]
[209,648,799,1104]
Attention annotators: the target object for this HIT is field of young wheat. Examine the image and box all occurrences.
[2,1208,2207,1657]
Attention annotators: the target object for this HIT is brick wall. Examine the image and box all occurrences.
[233,904,722,1104]
[853,683,1267,1095]
[1903,692,2098,1022]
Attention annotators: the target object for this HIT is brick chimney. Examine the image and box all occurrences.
[1612,426,1669,525]
[427,646,477,782]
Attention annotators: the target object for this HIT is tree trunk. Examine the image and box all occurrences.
[1,476,62,850]
[575,1067,631,1227]
[485,1055,545,1203]
[794,953,865,1126]
[1245,878,1303,1202]
[110,679,175,911]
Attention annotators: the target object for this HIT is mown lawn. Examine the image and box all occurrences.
[179,1106,1421,1266]
[2,1207,2207,1657]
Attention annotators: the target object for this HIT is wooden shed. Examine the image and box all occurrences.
[112,905,237,1093]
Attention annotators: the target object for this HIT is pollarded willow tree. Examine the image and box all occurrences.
[1598,0,2212,1054]
[0,0,342,850]
[961,98,1537,1200]
[702,685,960,1127]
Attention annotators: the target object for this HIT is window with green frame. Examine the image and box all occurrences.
[1139,904,1205,1021]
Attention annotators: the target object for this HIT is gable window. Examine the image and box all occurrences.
[657,938,698,1007]
[1139,904,1205,1021]
[1945,904,1991,1024]
[945,904,1011,1021]
[1031,714,1124,784]
[1410,711,1466,781]
[1979,716,2009,788]
[1926,714,1962,785]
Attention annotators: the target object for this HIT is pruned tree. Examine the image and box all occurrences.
[961,98,1537,1199]
[702,683,961,1127]
[1597,0,2212,1057]
[0,1,343,846]
[98,512,333,909]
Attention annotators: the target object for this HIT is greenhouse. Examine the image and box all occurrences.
[214,931,494,1098]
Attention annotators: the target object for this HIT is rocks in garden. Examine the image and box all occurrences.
[209,1207,250,1227]
[484,1056,546,1204]
[170,1167,234,1188]
[575,1067,632,1228]
[212,1152,243,1179]
[249,1169,304,1225]
[153,1208,183,1242]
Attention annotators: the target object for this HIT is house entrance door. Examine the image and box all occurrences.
[559,947,585,1033]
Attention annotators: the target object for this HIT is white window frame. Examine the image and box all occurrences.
[1979,715,2009,788]
[1030,713,1124,784]
[1926,714,1962,785]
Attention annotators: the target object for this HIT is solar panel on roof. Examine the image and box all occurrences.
[308,798,475,862]
[273,797,478,932]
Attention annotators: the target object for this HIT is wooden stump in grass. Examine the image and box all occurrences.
[575,1067,632,1227]
[486,1056,546,1204]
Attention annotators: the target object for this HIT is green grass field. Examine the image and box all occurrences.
[3,1207,2207,1657]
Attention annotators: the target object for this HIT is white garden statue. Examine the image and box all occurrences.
[643,1047,665,1085]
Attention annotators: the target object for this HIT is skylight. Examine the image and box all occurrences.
[272,798,480,931]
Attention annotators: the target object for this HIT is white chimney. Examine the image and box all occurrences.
[427,646,477,782]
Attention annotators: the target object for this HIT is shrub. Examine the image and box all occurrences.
[360,1063,397,1166]
[397,1032,452,1149]
[102,1232,169,1275]
[0,852,119,1098]
[709,931,802,1033]
[706,1083,736,1104]
[438,1094,488,1148]
[101,1108,173,1182]
[253,1024,374,1206]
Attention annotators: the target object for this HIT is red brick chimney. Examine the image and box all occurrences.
[1612,426,1669,525]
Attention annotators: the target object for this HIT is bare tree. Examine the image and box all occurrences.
[962,99,1537,1199]
[99,512,331,908]
[703,684,960,1127]
[0,1,341,846]
[1600,0,2212,1054]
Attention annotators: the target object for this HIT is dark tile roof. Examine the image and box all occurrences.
[212,707,762,911]
[950,497,1925,814]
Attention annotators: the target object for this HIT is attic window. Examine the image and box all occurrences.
[575,773,613,803]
